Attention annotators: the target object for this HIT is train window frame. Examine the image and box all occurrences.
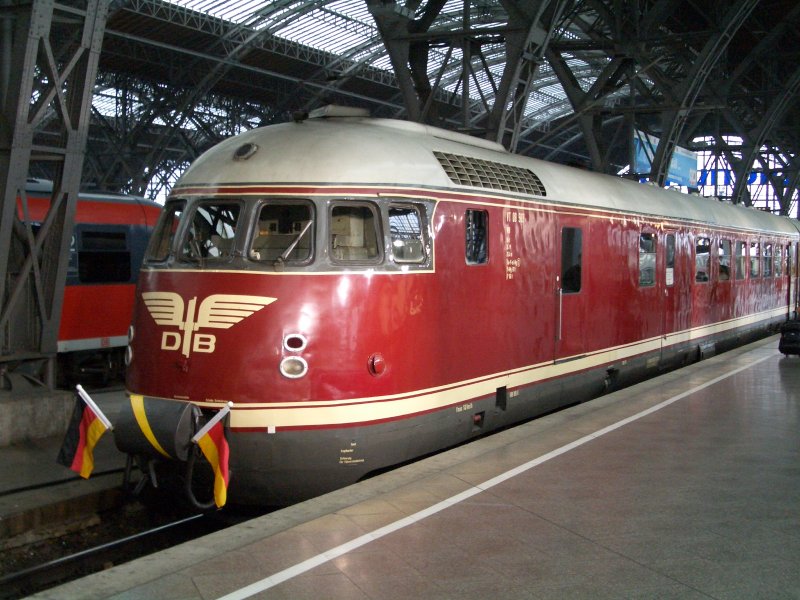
[775,245,783,277]
[750,241,760,278]
[561,227,582,294]
[249,199,315,266]
[388,203,427,264]
[465,209,489,265]
[328,201,383,264]
[695,236,711,283]
[718,239,732,281]
[665,233,676,287]
[735,240,746,279]
[179,199,243,264]
[74,224,132,284]
[638,232,656,287]
[763,243,773,277]
[145,199,186,263]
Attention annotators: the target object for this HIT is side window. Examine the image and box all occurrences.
[330,203,381,262]
[665,233,676,287]
[775,245,783,277]
[389,205,425,263]
[77,227,132,283]
[465,209,488,264]
[695,237,711,282]
[182,201,241,261]
[250,201,313,263]
[750,242,760,277]
[735,241,746,279]
[561,227,582,293]
[639,233,656,287]
[763,243,773,277]
[145,199,185,262]
[718,239,731,281]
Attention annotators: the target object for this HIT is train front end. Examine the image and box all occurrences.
[115,117,440,507]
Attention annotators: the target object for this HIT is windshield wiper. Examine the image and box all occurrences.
[273,220,313,269]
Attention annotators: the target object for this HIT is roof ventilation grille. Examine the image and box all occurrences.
[434,151,547,197]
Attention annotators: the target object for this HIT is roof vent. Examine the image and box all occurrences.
[234,143,258,161]
[434,151,547,197]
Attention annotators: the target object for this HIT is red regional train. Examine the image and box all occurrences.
[19,180,161,386]
[116,106,800,507]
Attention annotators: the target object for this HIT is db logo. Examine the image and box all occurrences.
[142,292,276,357]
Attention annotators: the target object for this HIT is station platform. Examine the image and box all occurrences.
[16,335,800,599]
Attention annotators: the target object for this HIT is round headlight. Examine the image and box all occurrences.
[124,345,133,366]
[280,356,308,379]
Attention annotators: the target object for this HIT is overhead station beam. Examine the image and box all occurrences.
[0,0,109,386]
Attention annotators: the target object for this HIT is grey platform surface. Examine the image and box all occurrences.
[31,336,800,599]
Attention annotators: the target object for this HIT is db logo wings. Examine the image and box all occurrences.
[142,292,277,357]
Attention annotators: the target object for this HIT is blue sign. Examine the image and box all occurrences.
[633,131,698,188]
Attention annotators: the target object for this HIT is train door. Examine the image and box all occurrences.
[660,232,677,340]
[555,221,586,360]
[790,242,799,318]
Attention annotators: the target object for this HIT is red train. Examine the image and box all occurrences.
[20,181,161,386]
[116,107,800,507]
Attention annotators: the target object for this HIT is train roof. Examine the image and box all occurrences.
[175,110,799,237]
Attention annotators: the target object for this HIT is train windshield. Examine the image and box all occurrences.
[181,201,242,263]
[249,201,314,265]
[145,199,185,262]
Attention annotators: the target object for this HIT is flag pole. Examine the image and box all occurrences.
[192,402,233,443]
[75,384,114,430]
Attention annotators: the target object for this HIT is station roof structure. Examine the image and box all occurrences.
[18,0,800,214]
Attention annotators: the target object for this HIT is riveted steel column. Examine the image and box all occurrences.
[0,0,110,384]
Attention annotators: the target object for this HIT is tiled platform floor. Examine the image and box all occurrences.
[32,336,800,599]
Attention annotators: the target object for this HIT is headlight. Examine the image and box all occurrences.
[280,356,308,379]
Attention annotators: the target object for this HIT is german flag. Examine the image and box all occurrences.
[195,419,230,508]
[57,394,110,479]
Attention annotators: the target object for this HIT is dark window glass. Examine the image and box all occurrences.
[695,237,711,282]
[719,239,731,281]
[665,234,675,287]
[763,243,773,277]
[639,233,656,287]
[77,228,131,283]
[735,241,746,279]
[750,242,760,277]
[561,227,582,293]
[465,210,488,265]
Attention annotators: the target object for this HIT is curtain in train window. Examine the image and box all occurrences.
[718,239,731,281]
[465,209,488,264]
[735,241,746,279]
[561,227,582,293]
[695,237,711,282]
[639,233,656,287]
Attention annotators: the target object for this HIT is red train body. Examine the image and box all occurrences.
[20,187,161,385]
[117,109,800,506]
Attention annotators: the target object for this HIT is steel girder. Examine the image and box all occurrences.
[0,0,109,383]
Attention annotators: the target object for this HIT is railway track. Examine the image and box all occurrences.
[0,473,232,599]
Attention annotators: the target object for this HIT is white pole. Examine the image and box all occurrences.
[75,384,114,430]
[191,402,233,443]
